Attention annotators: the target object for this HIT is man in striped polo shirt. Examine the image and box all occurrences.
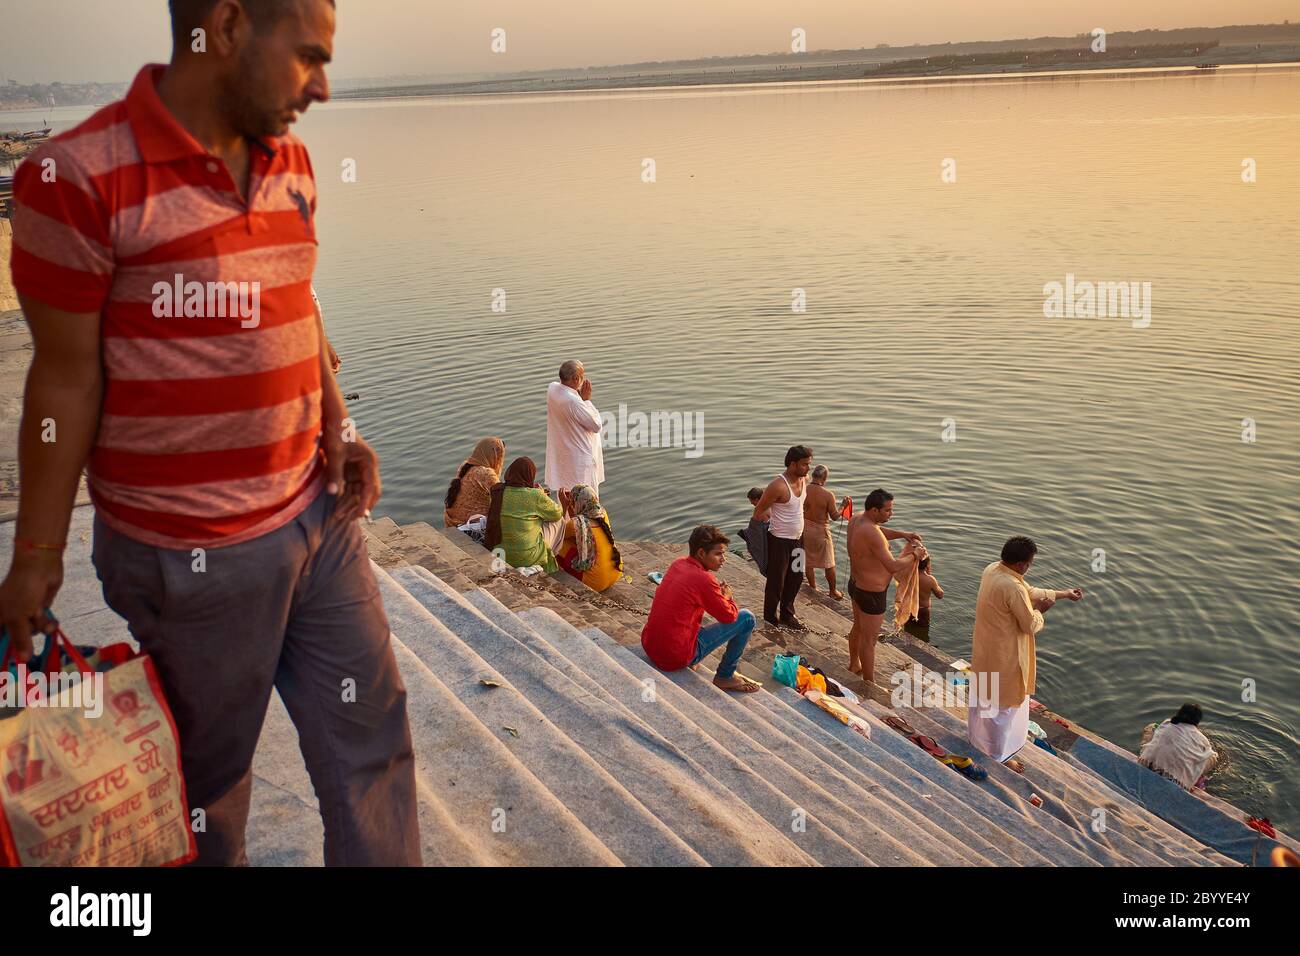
[0,0,420,865]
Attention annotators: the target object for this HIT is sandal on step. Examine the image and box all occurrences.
[909,733,947,758]
[883,715,917,736]
[940,754,988,781]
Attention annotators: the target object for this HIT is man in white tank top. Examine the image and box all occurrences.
[751,445,814,629]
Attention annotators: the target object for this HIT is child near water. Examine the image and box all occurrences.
[904,554,944,641]
[738,487,769,576]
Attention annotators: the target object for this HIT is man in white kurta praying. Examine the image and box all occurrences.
[968,536,1084,771]
[545,359,605,495]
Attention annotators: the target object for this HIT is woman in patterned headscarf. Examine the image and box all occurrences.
[558,484,623,592]
[444,437,506,528]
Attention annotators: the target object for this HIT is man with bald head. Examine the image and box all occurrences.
[546,359,605,495]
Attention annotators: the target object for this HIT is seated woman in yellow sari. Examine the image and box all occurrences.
[558,484,624,592]
[444,437,505,528]
[484,457,566,571]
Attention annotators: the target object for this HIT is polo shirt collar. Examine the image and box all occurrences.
[125,63,279,164]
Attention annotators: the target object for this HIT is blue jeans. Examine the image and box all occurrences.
[690,609,756,679]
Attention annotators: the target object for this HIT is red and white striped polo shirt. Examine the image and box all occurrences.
[10,64,325,549]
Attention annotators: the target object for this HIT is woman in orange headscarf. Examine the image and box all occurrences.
[444,437,506,528]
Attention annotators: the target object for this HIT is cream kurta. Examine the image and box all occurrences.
[969,560,1055,709]
[545,382,605,492]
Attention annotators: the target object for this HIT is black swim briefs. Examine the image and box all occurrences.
[848,581,888,615]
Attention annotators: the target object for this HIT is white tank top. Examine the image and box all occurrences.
[768,474,806,539]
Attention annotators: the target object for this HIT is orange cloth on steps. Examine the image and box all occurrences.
[892,546,920,633]
[795,665,828,695]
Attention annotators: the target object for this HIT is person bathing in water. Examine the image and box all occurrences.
[738,486,769,577]
[904,554,944,641]
[845,489,925,681]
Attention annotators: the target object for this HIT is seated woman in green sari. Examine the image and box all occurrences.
[484,457,567,571]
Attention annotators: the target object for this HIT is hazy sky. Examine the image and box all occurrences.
[1,0,1295,83]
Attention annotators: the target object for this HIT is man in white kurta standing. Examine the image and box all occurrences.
[546,360,605,496]
[968,536,1083,773]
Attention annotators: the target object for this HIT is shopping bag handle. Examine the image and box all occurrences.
[0,611,49,671]
[0,610,92,676]
[43,626,94,677]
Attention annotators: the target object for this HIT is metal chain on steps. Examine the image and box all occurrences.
[466,568,653,621]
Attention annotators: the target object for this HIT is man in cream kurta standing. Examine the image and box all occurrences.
[546,360,605,496]
[968,536,1084,773]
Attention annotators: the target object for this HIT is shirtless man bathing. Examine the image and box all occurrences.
[845,488,925,682]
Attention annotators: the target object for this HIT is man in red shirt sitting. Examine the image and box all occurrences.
[641,526,759,693]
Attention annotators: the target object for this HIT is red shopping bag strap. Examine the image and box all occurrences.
[43,627,94,677]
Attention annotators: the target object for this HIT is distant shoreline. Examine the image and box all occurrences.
[331,46,1300,102]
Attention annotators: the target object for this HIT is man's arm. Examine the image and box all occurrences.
[752,478,784,520]
[566,393,602,434]
[871,531,921,576]
[317,322,379,523]
[1008,584,1046,636]
[929,574,944,599]
[1030,585,1083,604]
[699,573,739,624]
[312,294,340,373]
[883,527,922,543]
[0,296,103,659]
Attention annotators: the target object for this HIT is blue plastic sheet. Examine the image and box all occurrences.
[1070,737,1280,866]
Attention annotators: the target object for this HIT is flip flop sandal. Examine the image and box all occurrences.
[909,733,947,758]
[717,673,762,693]
[882,715,917,736]
[940,755,989,781]
[1246,817,1277,838]
[1032,736,1059,756]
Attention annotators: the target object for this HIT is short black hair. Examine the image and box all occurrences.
[919,556,930,572]
[864,488,893,512]
[746,487,763,502]
[168,0,326,43]
[688,524,729,557]
[1001,535,1038,564]
[785,445,813,466]
[1170,702,1203,726]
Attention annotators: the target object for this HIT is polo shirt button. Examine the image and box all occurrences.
[206,161,219,174]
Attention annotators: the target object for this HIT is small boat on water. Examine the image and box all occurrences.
[1196,63,1220,70]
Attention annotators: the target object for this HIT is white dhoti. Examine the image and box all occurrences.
[967,695,1030,763]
